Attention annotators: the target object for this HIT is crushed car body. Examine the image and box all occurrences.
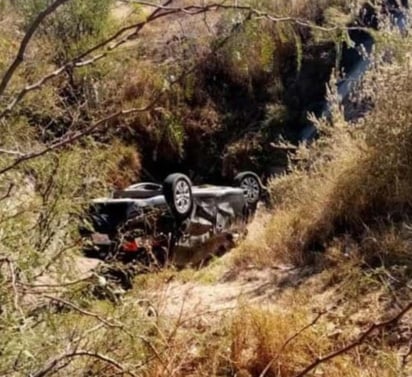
[80,172,265,264]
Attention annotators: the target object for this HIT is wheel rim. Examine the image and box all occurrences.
[240,176,260,204]
[174,180,191,214]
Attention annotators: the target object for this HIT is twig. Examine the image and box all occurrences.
[0,0,172,118]
[121,327,167,371]
[0,101,159,175]
[0,183,14,201]
[259,311,325,377]
[0,1,360,118]
[0,8,247,174]
[126,0,365,32]
[33,240,81,279]
[294,301,412,377]
[4,258,25,319]
[44,294,123,329]
[19,275,92,289]
[30,349,137,377]
[0,0,70,97]
[401,336,412,370]
[0,148,25,156]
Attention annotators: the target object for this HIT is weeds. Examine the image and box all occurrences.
[0,1,411,376]
[235,44,412,267]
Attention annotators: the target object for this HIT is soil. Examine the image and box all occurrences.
[145,265,299,322]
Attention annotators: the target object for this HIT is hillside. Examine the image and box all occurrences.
[0,1,412,376]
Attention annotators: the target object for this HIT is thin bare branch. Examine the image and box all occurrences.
[0,148,25,156]
[33,240,81,279]
[0,99,157,175]
[0,0,358,118]
[20,276,92,290]
[259,310,326,377]
[294,301,412,377]
[2,258,25,319]
[401,336,412,370]
[126,0,363,32]
[0,183,14,202]
[44,294,123,329]
[0,0,70,97]
[0,0,172,118]
[0,8,246,174]
[30,349,137,377]
[7,260,20,313]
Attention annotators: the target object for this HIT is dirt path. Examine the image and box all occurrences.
[145,264,300,322]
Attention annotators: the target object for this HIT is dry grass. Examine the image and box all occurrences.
[234,48,412,267]
[228,304,403,377]
[2,2,412,377]
[225,42,412,377]
[230,306,327,376]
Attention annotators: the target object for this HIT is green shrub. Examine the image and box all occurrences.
[15,0,113,61]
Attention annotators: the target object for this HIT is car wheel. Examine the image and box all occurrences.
[234,171,262,206]
[163,173,193,221]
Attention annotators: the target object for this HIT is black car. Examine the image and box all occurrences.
[81,171,265,265]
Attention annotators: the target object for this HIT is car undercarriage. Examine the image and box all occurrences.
[80,172,265,265]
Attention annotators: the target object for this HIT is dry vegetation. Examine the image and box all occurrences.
[226,30,412,376]
[0,0,412,376]
[235,44,412,267]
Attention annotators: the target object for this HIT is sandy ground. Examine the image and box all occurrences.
[144,264,301,323]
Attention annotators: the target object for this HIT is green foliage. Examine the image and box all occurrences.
[293,31,303,73]
[259,29,275,73]
[213,19,280,84]
[0,130,144,372]
[15,0,113,61]
[163,114,185,158]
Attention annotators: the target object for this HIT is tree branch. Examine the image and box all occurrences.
[0,7,247,175]
[294,301,412,377]
[0,148,25,156]
[0,0,358,119]
[259,310,325,377]
[44,294,123,329]
[0,182,14,201]
[7,259,21,315]
[20,275,92,289]
[0,257,25,318]
[33,240,81,279]
[0,100,157,175]
[127,0,362,32]
[0,0,70,97]
[30,349,137,377]
[0,0,173,118]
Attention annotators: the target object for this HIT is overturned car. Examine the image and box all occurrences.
[80,172,265,265]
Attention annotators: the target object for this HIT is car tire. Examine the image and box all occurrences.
[234,171,263,207]
[163,173,193,221]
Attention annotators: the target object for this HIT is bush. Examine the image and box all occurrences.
[15,0,113,62]
[234,41,412,266]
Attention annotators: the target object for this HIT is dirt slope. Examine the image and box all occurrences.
[147,266,298,321]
